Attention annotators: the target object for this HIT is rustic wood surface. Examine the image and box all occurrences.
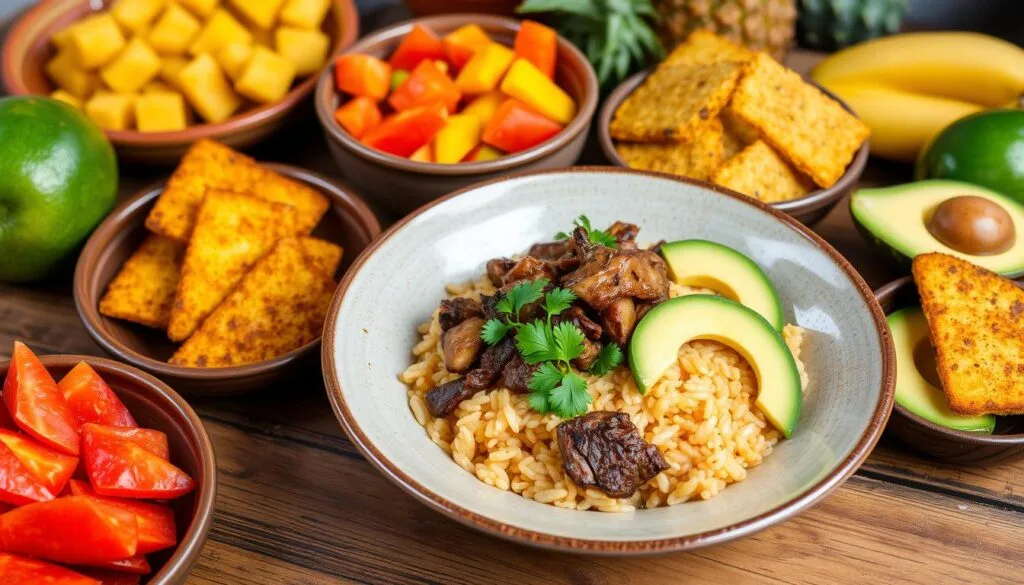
[3,5,1024,583]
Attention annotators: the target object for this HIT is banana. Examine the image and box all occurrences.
[811,32,1024,108]
[822,82,984,163]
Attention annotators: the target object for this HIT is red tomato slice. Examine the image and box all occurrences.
[389,24,446,71]
[0,429,78,495]
[83,425,170,461]
[82,424,193,499]
[514,20,558,79]
[78,555,151,575]
[0,495,138,564]
[362,102,449,157]
[334,54,391,101]
[58,362,137,429]
[3,342,79,455]
[388,60,461,113]
[334,96,383,139]
[75,568,141,585]
[0,552,100,585]
[482,99,563,153]
[0,439,54,505]
[69,479,177,554]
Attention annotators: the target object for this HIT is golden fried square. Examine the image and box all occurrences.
[663,30,753,67]
[616,118,725,180]
[710,140,814,203]
[299,236,343,277]
[99,234,185,329]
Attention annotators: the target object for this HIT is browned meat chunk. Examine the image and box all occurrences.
[600,298,636,346]
[465,336,517,391]
[607,221,639,249]
[439,297,483,331]
[486,258,516,286]
[528,240,571,260]
[555,306,603,341]
[500,352,538,394]
[562,228,669,312]
[557,412,669,498]
[481,293,501,320]
[573,337,602,371]
[426,378,474,417]
[502,256,555,286]
[442,317,484,373]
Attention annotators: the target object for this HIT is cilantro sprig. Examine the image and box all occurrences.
[555,215,618,248]
[481,279,624,418]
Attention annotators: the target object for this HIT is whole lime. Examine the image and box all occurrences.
[0,96,118,282]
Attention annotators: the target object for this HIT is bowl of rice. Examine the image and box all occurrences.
[322,167,895,554]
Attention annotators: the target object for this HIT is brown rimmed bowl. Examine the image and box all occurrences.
[314,14,599,215]
[0,354,216,584]
[598,70,870,226]
[1,0,359,165]
[405,0,521,17]
[874,276,1024,465]
[74,164,381,396]
[322,167,894,554]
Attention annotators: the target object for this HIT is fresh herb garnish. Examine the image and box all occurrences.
[555,215,618,248]
[481,279,621,418]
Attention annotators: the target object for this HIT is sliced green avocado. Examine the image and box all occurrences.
[888,306,995,433]
[629,295,802,438]
[850,180,1024,276]
[660,239,784,331]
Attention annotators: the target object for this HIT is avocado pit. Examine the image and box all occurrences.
[926,195,1016,256]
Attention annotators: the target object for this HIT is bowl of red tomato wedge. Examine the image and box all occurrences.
[0,342,215,585]
[314,14,599,214]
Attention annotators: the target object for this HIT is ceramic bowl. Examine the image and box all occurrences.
[0,354,216,585]
[322,167,895,554]
[1,0,359,165]
[598,71,870,226]
[314,14,599,214]
[405,0,520,17]
[75,164,381,396]
[874,276,1024,465]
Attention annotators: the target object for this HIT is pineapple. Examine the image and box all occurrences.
[797,0,907,51]
[653,0,797,61]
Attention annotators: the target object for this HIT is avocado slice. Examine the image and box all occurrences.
[629,295,802,438]
[660,240,784,331]
[851,180,1024,276]
[887,306,995,433]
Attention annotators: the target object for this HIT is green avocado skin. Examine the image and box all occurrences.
[915,109,1024,203]
[0,96,118,282]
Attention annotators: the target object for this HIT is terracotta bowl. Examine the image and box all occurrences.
[875,276,1024,465]
[74,164,381,396]
[1,0,359,165]
[323,167,894,554]
[405,0,520,17]
[0,354,216,585]
[314,14,599,215]
[598,70,870,226]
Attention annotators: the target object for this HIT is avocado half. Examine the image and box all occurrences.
[887,307,995,433]
[850,180,1024,276]
[660,240,784,331]
[629,295,802,438]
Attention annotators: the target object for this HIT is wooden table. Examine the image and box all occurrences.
[3,6,1024,583]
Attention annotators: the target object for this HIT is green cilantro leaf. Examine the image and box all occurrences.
[495,296,514,316]
[548,372,591,419]
[528,362,563,394]
[516,320,557,364]
[481,319,512,346]
[495,278,548,322]
[552,321,585,364]
[589,343,624,375]
[577,214,593,232]
[553,215,618,248]
[543,287,576,317]
[529,391,552,414]
[554,231,569,241]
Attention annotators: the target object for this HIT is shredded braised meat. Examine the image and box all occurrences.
[562,226,670,315]
[439,298,483,331]
[442,317,484,373]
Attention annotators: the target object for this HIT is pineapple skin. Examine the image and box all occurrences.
[653,0,797,61]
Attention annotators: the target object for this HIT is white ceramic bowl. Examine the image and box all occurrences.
[322,168,895,554]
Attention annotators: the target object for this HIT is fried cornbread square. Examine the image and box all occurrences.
[99,234,185,329]
[616,118,725,180]
[710,140,814,203]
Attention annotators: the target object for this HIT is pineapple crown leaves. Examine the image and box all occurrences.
[517,0,664,86]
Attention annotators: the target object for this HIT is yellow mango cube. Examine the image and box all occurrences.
[454,43,515,95]
[45,50,99,98]
[148,3,202,55]
[274,26,329,76]
[85,91,136,130]
[100,37,162,94]
[228,0,287,30]
[467,145,503,162]
[188,9,252,57]
[434,114,482,164]
[499,58,576,124]
[50,24,78,51]
[177,0,219,18]
[112,0,168,35]
[234,46,296,104]
[142,79,175,93]
[215,42,253,81]
[279,0,330,29]
[135,90,188,131]
[177,53,242,122]
[159,55,189,87]
[70,13,127,70]
[50,89,83,109]
[461,91,503,124]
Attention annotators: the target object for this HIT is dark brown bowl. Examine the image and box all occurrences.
[598,70,870,226]
[74,164,382,396]
[1,0,359,165]
[875,276,1024,465]
[0,354,216,585]
[314,14,599,214]
[405,0,520,17]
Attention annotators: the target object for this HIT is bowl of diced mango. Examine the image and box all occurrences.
[1,0,359,164]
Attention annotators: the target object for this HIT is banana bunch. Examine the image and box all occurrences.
[811,32,1024,162]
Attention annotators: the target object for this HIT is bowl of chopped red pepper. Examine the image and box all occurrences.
[0,342,216,585]
[314,14,599,214]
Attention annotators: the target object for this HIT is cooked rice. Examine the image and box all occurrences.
[402,276,808,512]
